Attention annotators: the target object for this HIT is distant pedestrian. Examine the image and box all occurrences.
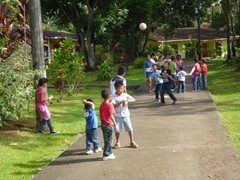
[175,54,184,72]
[176,66,188,93]
[190,59,201,91]
[201,59,208,90]
[100,89,118,161]
[83,99,102,155]
[151,63,163,102]
[36,78,59,135]
[168,56,177,89]
[144,54,155,92]
[110,66,127,96]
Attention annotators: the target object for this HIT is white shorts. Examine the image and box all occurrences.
[114,116,133,133]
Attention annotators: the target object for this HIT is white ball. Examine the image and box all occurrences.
[139,23,147,31]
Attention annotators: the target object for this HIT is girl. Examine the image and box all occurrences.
[144,54,154,92]
[36,78,59,134]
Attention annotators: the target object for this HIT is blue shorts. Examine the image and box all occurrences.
[146,72,153,78]
[114,116,133,133]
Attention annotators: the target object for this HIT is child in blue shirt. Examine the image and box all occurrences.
[83,99,102,155]
[151,64,163,102]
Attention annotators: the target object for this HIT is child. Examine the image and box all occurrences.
[144,54,154,93]
[100,89,118,161]
[36,78,59,135]
[176,66,188,93]
[110,66,127,96]
[201,59,208,90]
[83,99,102,155]
[151,63,163,102]
[111,81,138,149]
[190,58,201,91]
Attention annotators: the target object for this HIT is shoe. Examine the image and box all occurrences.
[37,130,44,133]
[130,141,139,148]
[159,102,166,106]
[103,153,116,161]
[113,143,121,149]
[51,131,60,135]
[86,149,94,155]
[94,147,102,153]
[172,100,177,105]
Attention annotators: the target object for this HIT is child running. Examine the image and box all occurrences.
[36,78,59,135]
[111,81,138,149]
[100,89,118,161]
[151,63,163,102]
[83,99,102,155]
[176,66,188,93]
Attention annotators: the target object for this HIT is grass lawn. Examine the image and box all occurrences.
[0,66,145,180]
[208,60,240,153]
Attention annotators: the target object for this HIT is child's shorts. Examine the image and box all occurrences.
[114,116,133,133]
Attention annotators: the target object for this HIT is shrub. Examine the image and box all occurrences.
[132,56,146,69]
[159,44,176,56]
[0,43,35,126]
[47,39,84,97]
[97,60,116,81]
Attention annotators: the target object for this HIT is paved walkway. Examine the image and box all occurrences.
[34,67,240,180]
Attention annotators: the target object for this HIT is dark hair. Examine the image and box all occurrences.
[150,53,156,58]
[101,89,111,99]
[152,63,158,67]
[170,56,175,61]
[194,58,198,63]
[118,66,126,76]
[84,99,94,109]
[38,78,48,87]
[176,54,181,58]
[179,66,184,71]
[114,80,124,89]
[202,59,206,63]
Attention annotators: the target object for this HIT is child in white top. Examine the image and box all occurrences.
[176,66,188,93]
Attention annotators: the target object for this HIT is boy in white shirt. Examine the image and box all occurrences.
[176,66,188,93]
[111,81,138,149]
[110,67,127,96]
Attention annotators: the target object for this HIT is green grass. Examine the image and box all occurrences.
[208,60,240,153]
[0,87,102,180]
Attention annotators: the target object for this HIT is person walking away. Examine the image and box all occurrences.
[100,89,118,161]
[151,63,163,101]
[190,59,201,91]
[111,81,138,149]
[160,65,177,105]
[175,54,184,72]
[110,66,127,96]
[144,54,154,92]
[83,99,102,155]
[36,78,59,135]
[168,56,177,90]
[176,66,188,93]
[201,59,208,90]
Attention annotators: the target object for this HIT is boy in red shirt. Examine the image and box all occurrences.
[100,89,118,161]
[201,59,208,90]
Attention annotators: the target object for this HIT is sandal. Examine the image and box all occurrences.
[130,141,139,148]
[113,143,120,149]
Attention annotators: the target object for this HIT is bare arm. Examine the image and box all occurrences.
[110,114,117,126]
[83,100,95,109]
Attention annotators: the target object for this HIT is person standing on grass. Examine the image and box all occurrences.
[190,58,201,91]
[83,99,102,155]
[100,89,118,161]
[160,65,177,105]
[176,66,188,93]
[111,81,138,149]
[144,54,155,93]
[110,66,127,96]
[201,59,208,90]
[151,63,163,102]
[36,78,60,135]
[175,54,184,72]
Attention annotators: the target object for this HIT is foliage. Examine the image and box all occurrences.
[47,39,84,96]
[159,44,176,56]
[212,11,225,29]
[97,60,116,81]
[132,56,146,69]
[0,43,35,126]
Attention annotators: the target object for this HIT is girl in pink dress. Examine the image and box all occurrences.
[36,78,59,134]
[175,54,184,72]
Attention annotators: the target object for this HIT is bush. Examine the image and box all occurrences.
[132,56,146,69]
[0,43,35,126]
[159,44,176,56]
[48,39,84,97]
[97,60,116,81]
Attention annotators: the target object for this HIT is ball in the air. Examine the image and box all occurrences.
[139,23,147,31]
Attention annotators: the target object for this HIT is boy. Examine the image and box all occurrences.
[100,89,118,160]
[111,81,138,149]
[151,63,163,102]
[176,66,188,93]
[110,66,127,96]
[190,58,201,91]
[201,59,208,90]
[83,99,102,155]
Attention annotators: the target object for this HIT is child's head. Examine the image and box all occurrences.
[194,58,198,63]
[202,59,206,64]
[170,56,175,61]
[118,66,126,77]
[38,78,48,88]
[176,54,181,60]
[179,66,184,71]
[152,63,158,71]
[114,81,124,95]
[101,89,111,100]
[84,99,94,109]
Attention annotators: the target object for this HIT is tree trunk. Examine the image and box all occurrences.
[28,0,45,127]
[230,11,236,57]
[141,30,150,56]
[197,2,202,60]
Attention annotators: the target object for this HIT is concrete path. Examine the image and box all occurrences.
[33,68,240,180]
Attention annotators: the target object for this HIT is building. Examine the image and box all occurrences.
[149,25,236,59]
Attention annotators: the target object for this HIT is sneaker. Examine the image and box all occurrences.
[103,153,116,161]
[86,149,94,155]
[172,100,177,105]
[159,102,166,106]
[94,147,102,153]
[50,131,60,135]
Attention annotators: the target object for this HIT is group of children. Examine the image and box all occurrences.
[144,53,208,104]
